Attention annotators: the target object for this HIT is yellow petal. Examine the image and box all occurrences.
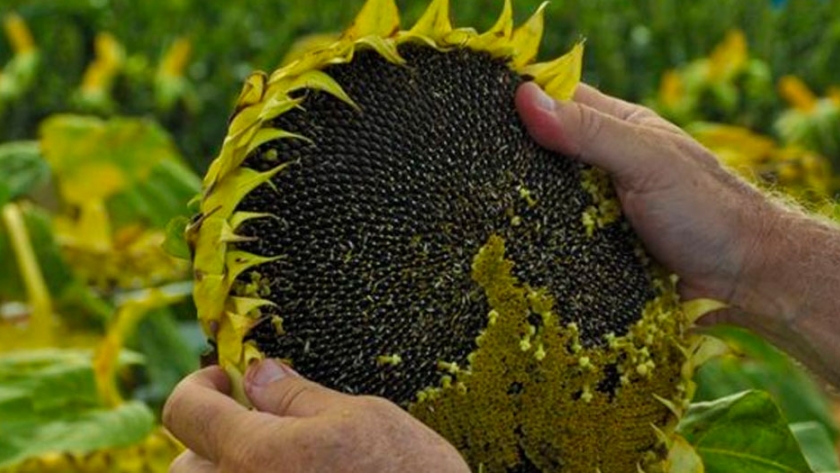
[524,41,584,101]
[218,222,255,244]
[690,335,730,367]
[510,1,548,69]
[245,128,310,156]
[287,70,358,109]
[225,250,283,284]
[234,72,268,114]
[203,164,290,221]
[344,0,400,40]
[244,341,264,368]
[191,217,228,275]
[650,423,672,449]
[652,393,682,418]
[664,435,705,473]
[228,296,276,316]
[257,95,305,123]
[229,211,273,231]
[410,0,452,38]
[193,274,228,334]
[218,311,254,366]
[225,104,263,148]
[467,0,512,54]
[356,35,405,65]
[441,28,477,48]
[281,33,342,67]
[223,363,250,406]
[681,298,727,324]
[488,0,513,38]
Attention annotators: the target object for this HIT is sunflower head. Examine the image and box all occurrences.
[188,1,705,471]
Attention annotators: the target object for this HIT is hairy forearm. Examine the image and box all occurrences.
[735,206,840,386]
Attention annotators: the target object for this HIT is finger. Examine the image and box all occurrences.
[164,366,275,465]
[169,450,217,473]
[573,83,684,135]
[244,358,354,417]
[573,83,639,120]
[516,82,667,178]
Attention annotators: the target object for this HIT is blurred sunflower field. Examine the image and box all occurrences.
[1,0,840,471]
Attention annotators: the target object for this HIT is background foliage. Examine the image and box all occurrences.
[1,0,839,471]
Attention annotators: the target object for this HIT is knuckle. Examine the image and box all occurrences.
[274,380,317,414]
[356,394,395,412]
[631,104,659,121]
[579,105,605,145]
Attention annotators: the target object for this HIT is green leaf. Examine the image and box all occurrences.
[679,390,813,473]
[0,401,155,468]
[129,308,199,408]
[790,422,840,473]
[0,141,48,206]
[0,349,154,468]
[695,326,838,441]
[163,215,192,260]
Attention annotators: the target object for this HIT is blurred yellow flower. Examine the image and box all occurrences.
[779,75,818,113]
[2,13,35,54]
[78,33,125,109]
[707,30,747,82]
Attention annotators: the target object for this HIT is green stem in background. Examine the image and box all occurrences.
[1,202,54,342]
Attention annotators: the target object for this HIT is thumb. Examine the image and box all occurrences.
[243,358,349,417]
[515,82,661,180]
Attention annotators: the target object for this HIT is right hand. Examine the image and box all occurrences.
[515,82,778,317]
[164,360,470,473]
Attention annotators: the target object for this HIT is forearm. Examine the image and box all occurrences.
[734,206,840,386]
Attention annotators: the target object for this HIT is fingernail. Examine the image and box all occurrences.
[249,359,289,387]
[530,83,556,111]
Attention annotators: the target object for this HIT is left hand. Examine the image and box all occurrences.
[163,359,470,473]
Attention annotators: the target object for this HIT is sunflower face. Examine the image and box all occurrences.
[189,0,695,471]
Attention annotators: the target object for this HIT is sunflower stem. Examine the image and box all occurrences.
[1,202,55,342]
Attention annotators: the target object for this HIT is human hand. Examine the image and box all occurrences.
[515,82,777,316]
[163,359,470,473]
[515,82,840,387]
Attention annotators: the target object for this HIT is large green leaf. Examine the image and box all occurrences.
[695,326,838,441]
[679,390,813,473]
[38,115,200,229]
[0,349,153,468]
[0,401,155,468]
[130,308,200,408]
[790,422,840,473]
